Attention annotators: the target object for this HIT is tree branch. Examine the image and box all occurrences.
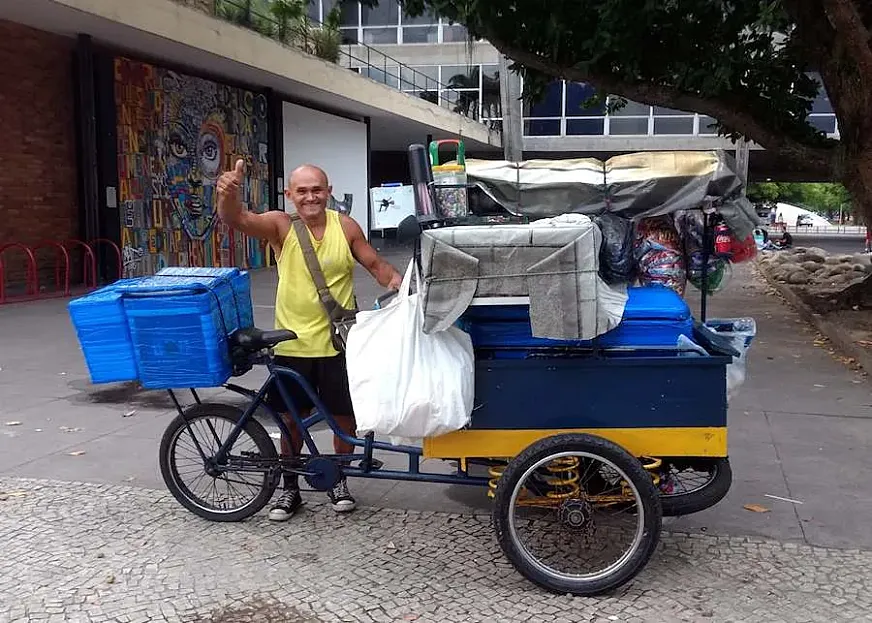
[821,0,872,74]
[486,34,837,173]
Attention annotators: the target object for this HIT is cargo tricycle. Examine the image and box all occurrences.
[157,210,754,597]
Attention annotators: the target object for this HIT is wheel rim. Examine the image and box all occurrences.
[506,451,647,584]
[168,415,270,515]
[659,461,719,497]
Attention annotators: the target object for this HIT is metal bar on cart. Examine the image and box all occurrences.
[700,212,713,322]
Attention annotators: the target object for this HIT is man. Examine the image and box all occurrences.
[217,159,402,521]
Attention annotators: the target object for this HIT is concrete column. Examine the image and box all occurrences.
[735,138,751,196]
[498,54,523,162]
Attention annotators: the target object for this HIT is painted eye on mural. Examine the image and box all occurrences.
[169,133,188,159]
[198,132,222,179]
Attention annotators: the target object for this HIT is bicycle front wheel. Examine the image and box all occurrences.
[159,403,279,522]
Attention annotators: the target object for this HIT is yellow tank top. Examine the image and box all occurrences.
[274,210,356,357]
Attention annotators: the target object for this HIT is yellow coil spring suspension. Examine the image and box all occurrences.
[487,457,581,504]
[486,456,664,503]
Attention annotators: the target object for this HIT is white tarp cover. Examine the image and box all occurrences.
[420,215,629,340]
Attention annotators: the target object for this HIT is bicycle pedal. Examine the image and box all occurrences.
[356,458,384,471]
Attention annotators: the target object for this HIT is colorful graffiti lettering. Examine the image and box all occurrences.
[114,57,270,276]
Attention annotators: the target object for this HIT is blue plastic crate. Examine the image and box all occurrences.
[156,267,254,330]
[459,285,694,358]
[119,271,253,389]
[67,278,145,384]
[122,289,232,390]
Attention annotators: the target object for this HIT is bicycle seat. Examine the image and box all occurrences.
[230,327,297,351]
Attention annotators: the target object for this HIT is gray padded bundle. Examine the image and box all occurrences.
[420,216,628,340]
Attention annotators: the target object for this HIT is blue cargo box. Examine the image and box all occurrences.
[68,268,254,388]
[459,285,693,356]
[67,278,146,384]
[119,270,253,389]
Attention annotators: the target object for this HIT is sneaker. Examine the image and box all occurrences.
[328,477,356,513]
[268,488,303,522]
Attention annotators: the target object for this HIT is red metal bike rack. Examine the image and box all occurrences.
[63,239,98,290]
[31,240,71,298]
[89,238,122,284]
[0,243,38,304]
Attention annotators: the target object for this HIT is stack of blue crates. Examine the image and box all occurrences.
[68,278,146,384]
[68,267,254,389]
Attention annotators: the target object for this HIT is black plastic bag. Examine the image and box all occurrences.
[595,213,635,285]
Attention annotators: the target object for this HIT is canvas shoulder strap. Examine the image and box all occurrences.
[289,212,340,319]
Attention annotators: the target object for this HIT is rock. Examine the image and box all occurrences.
[801,261,825,272]
[852,264,868,273]
[827,273,852,284]
[824,256,844,265]
[770,253,791,265]
[806,247,828,259]
[788,271,810,285]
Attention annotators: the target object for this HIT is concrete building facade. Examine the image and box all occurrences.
[0,0,500,288]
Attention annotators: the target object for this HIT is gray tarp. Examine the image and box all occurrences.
[463,150,762,239]
[420,215,629,339]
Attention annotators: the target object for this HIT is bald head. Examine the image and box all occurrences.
[286,164,332,219]
[289,164,329,188]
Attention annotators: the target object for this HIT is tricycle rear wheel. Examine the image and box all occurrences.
[492,433,661,596]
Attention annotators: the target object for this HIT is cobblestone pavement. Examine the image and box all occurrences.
[1,478,868,623]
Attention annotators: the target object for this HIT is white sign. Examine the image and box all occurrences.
[371,185,416,230]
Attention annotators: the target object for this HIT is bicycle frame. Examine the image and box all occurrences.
[167,359,490,487]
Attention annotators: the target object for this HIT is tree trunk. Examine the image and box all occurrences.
[842,152,872,226]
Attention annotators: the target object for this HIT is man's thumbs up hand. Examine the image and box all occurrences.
[217,158,245,204]
[233,158,245,181]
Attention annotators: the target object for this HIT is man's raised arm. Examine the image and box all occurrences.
[217,159,284,247]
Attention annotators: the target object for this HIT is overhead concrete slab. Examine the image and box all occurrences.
[0,0,502,152]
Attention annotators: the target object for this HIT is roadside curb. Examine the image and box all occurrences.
[755,260,872,375]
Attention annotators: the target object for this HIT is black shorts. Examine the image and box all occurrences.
[265,354,355,417]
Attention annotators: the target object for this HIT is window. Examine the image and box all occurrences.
[361,66,400,88]
[565,82,604,116]
[524,81,563,118]
[442,24,469,42]
[442,90,480,119]
[609,100,649,117]
[567,118,605,136]
[338,1,359,26]
[609,118,649,135]
[307,0,320,22]
[442,65,478,89]
[401,66,439,91]
[809,73,834,114]
[362,28,398,44]
[524,119,561,136]
[698,116,718,135]
[360,0,398,25]
[400,9,437,25]
[809,115,837,134]
[654,117,694,135]
[339,28,359,44]
[402,26,438,43]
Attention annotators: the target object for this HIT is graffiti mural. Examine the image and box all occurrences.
[114,57,270,276]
